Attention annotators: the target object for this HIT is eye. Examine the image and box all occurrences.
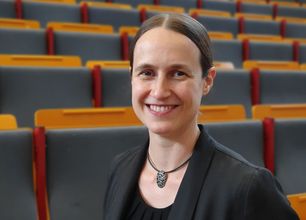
[138,70,155,79]
[173,71,187,78]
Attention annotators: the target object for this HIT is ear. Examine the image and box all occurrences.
[203,67,216,96]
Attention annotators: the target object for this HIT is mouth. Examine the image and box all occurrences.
[145,104,178,115]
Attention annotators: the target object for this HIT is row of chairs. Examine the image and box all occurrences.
[1,0,306,24]
[1,25,306,65]
[1,117,305,220]
[1,0,306,28]
[2,10,306,42]
[2,102,306,128]
[1,63,306,127]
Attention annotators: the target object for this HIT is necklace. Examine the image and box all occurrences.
[147,152,192,188]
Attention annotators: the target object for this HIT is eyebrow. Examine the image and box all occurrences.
[134,63,191,72]
[134,64,155,72]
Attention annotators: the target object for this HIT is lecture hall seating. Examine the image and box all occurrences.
[34,125,148,220]
[22,1,82,27]
[0,66,94,127]
[202,69,252,117]
[0,128,38,220]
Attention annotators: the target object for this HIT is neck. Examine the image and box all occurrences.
[148,124,200,171]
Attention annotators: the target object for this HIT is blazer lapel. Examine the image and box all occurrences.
[110,141,148,220]
[168,126,216,220]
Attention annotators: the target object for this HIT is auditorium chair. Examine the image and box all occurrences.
[273,119,306,194]
[211,39,243,68]
[299,43,306,64]
[237,2,273,16]
[252,104,306,120]
[201,69,252,117]
[112,0,154,7]
[0,0,16,19]
[138,4,185,21]
[258,70,306,105]
[0,128,38,220]
[34,126,148,220]
[245,40,295,62]
[158,0,198,10]
[0,66,94,127]
[193,15,239,38]
[0,28,47,55]
[241,19,281,36]
[22,1,82,27]
[205,120,266,168]
[277,5,306,19]
[0,114,17,129]
[84,2,142,31]
[283,22,306,39]
[48,26,123,62]
[201,0,236,15]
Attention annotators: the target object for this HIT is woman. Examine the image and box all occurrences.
[103,13,298,220]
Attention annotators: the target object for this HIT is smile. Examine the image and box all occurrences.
[146,104,178,114]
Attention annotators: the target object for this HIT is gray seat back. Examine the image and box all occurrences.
[284,22,306,39]
[0,28,47,54]
[260,70,306,104]
[202,0,236,15]
[0,67,93,127]
[274,119,306,194]
[112,0,153,7]
[240,2,273,15]
[299,44,306,64]
[46,126,148,220]
[54,31,122,62]
[101,68,132,107]
[159,0,197,10]
[278,6,306,19]
[0,129,37,220]
[202,69,252,117]
[243,19,281,35]
[248,41,293,61]
[0,0,16,18]
[211,39,243,68]
[205,120,265,167]
[23,1,81,27]
[88,7,141,31]
[196,16,239,37]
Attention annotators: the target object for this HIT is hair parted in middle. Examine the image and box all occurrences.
[129,13,213,77]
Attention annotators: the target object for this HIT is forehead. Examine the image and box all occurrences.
[133,27,200,66]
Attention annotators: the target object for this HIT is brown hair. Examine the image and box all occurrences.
[129,13,213,77]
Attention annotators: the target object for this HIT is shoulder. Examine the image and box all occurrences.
[110,145,144,175]
[211,142,298,219]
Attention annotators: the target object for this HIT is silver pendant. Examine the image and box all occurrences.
[156,171,167,188]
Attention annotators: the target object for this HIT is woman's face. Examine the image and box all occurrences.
[131,27,214,137]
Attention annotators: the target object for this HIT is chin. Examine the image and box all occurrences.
[145,121,177,136]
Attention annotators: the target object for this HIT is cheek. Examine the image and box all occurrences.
[175,82,203,101]
[131,80,148,101]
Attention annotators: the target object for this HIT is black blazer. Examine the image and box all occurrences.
[103,125,299,220]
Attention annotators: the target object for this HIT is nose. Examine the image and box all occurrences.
[151,75,171,99]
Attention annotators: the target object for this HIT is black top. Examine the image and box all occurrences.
[126,189,172,220]
[104,125,299,220]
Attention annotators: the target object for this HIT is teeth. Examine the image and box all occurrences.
[149,105,173,112]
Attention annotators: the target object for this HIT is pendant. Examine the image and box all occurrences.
[156,170,167,188]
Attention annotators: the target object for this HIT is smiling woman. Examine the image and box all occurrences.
[103,14,299,220]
